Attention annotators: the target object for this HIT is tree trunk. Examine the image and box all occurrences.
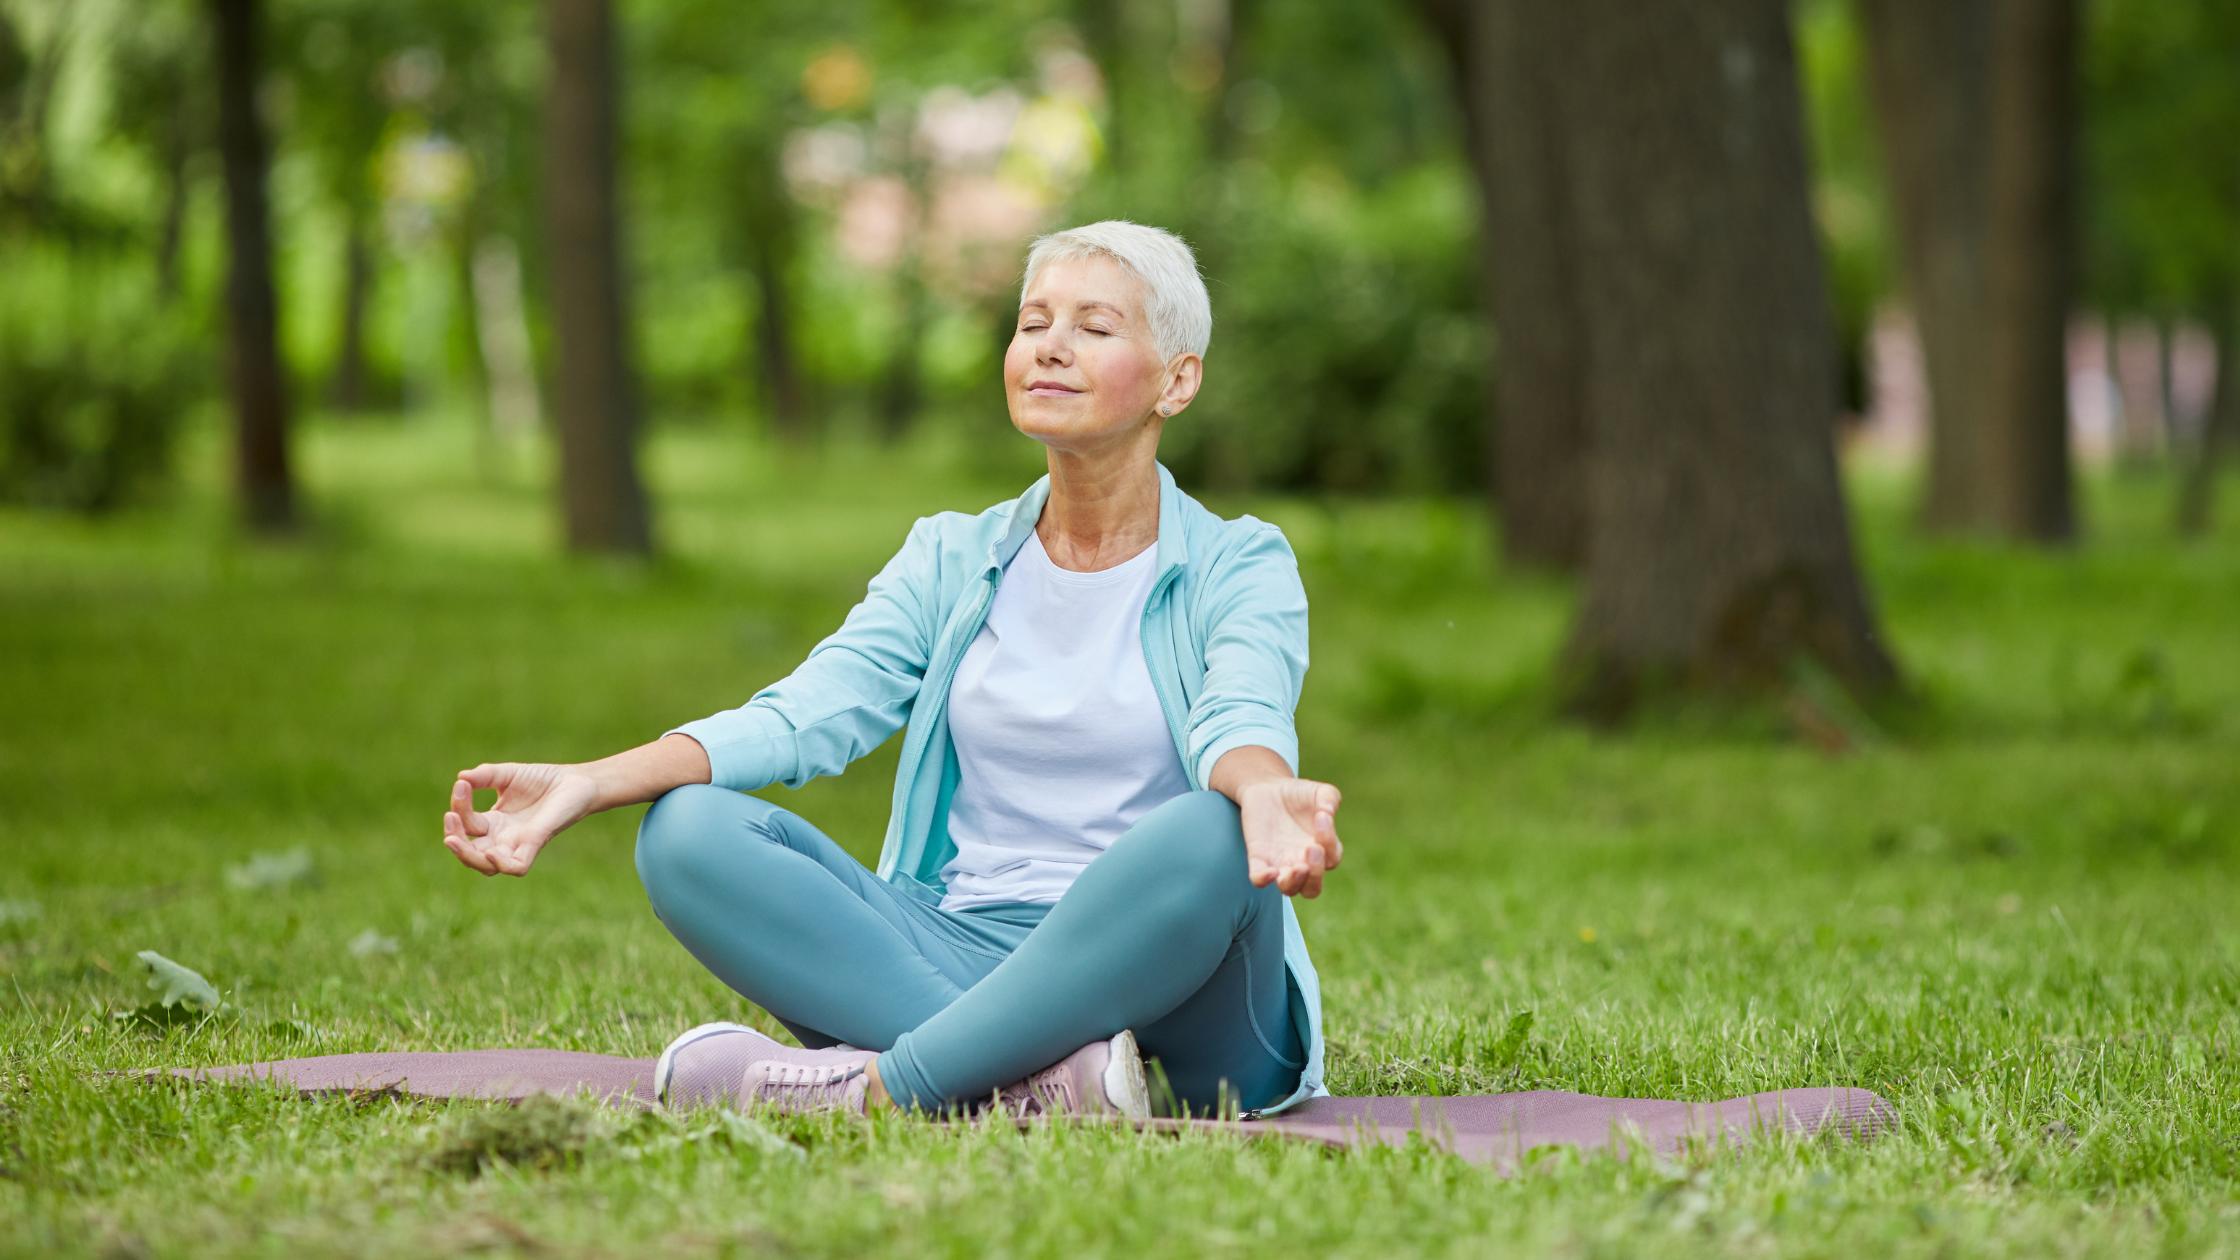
[878,260,927,443]
[155,105,191,303]
[1977,0,2076,540]
[1551,0,1897,716]
[1861,0,2075,541]
[2177,303,2239,536]
[1413,0,1589,569]
[1859,0,1991,531]
[329,207,372,412]
[209,0,295,533]
[735,132,808,444]
[543,0,650,554]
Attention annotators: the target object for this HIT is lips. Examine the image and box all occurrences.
[1025,380,1081,396]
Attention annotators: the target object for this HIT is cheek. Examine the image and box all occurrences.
[1002,336,1032,384]
[1083,342,1162,401]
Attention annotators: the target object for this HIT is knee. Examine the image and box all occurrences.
[1124,789,1253,892]
[635,784,781,895]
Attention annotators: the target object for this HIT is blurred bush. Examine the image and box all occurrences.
[0,248,203,512]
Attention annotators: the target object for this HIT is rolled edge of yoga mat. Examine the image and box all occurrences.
[160,1049,661,1110]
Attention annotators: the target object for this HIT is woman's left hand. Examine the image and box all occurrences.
[1235,777,1344,898]
[1210,745,1344,897]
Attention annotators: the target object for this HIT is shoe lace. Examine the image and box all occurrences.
[997,1064,1077,1117]
[750,1061,864,1111]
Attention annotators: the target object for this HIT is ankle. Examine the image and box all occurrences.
[863,1055,895,1111]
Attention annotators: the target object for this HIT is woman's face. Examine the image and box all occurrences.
[1004,255,1201,454]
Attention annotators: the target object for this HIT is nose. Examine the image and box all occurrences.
[1033,323,1072,367]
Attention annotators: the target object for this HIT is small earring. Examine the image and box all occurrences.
[1160,405,1172,415]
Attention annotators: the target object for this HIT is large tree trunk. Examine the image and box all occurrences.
[543,0,651,554]
[209,0,295,533]
[1861,0,2075,541]
[1413,0,1588,569]
[1552,0,1898,716]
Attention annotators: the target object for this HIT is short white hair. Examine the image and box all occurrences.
[1021,220,1212,362]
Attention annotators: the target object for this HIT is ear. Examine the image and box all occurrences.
[1155,353,1204,418]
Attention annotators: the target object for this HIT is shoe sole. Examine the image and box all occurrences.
[653,1020,765,1110]
[1101,1029,1151,1122]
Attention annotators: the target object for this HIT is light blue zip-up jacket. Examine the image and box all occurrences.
[672,463,1327,1113]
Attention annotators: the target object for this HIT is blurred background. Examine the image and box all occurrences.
[0,0,2236,702]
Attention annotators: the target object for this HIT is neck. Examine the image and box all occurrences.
[1036,424,1163,572]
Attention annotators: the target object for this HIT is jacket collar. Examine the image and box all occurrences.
[990,462,1190,578]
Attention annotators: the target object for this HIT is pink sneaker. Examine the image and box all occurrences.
[995,1030,1151,1121]
[656,1021,875,1115]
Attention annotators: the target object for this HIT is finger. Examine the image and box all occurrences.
[1298,870,1323,899]
[1315,810,1343,869]
[452,780,493,838]
[444,832,495,875]
[458,764,504,790]
[499,835,543,876]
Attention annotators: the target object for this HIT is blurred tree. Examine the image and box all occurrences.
[210,0,298,532]
[633,0,829,443]
[735,131,809,442]
[277,0,400,411]
[544,0,649,553]
[109,3,207,301]
[1412,0,1587,569]
[1548,0,1897,715]
[1860,0,2076,542]
[1795,0,1894,425]
[2083,0,2240,535]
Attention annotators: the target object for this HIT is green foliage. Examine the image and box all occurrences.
[0,1,206,515]
[0,252,200,512]
[2085,0,2240,318]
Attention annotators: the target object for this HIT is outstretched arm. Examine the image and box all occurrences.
[442,733,712,876]
[1209,744,1343,899]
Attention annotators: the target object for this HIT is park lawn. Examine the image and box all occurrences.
[2,413,2237,1259]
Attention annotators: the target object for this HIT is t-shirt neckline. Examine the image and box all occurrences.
[1020,530,1158,586]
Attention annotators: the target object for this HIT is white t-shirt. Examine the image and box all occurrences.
[938,531,1193,910]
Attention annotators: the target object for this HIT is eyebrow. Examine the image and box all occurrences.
[1018,298,1129,320]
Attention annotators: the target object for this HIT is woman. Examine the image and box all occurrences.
[440,221,1344,1119]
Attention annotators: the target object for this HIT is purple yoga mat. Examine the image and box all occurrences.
[168,1049,1896,1169]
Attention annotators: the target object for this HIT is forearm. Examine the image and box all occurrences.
[1208,744,1296,805]
[578,733,712,812]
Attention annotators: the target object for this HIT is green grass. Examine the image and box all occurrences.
[3,414,2238,1258]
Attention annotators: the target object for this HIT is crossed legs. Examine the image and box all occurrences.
[635,785,1303,1113]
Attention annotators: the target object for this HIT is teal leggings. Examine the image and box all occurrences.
[635,786,1304,1114]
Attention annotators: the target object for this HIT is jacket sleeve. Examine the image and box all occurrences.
[1186,523,1310,787]
[669,518,940,790]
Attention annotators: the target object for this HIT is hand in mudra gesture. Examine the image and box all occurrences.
[1237,777,1344,899]
[443,736,713,876]
[443,763,600,877]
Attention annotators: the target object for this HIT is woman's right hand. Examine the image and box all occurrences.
[442,762,600,877]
